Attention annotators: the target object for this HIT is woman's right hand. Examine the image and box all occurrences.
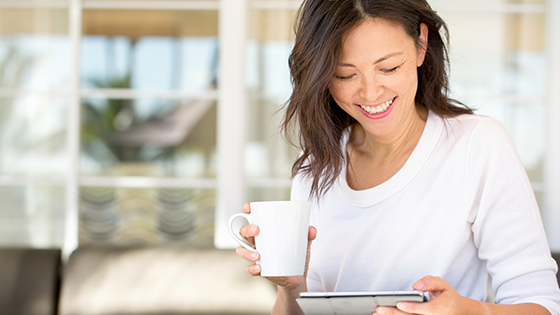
[234,202,318,291]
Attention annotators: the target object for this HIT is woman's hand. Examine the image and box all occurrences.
[373,275,550,315]
[234,202,318,291]
[373,276,478,315]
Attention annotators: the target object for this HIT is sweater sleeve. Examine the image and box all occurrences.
[466,117,560,314]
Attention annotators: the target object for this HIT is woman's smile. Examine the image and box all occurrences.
[356,96,397,119]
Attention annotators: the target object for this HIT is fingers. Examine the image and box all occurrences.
[240,224,259,238]
[413,275,449,292]
[235,223,260,273]
[394,301,434,315]
[376,301,434,315]
[395,276,458,315]
[413,275,449,301]
[240,224,259,245]
[235,246,261,276]
[235,246,259,262]
[235,246,259,260]
[373,306,409,315]
[245,263,261,276]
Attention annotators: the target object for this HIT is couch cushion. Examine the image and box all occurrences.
[0,247,61,315]
[58,247,276,315]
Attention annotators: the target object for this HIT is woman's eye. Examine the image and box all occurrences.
[335,74,355,80]
[381,66,399,74]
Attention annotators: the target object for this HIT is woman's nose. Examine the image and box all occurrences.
[359,77,382,102]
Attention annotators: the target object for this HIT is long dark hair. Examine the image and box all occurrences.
[282,0,472,199]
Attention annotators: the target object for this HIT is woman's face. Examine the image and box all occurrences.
[328,18,428,139]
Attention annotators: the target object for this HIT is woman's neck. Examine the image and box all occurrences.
[350,106,428,163]
[346,106,428,190]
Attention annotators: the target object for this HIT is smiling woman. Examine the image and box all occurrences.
[234,1,560,315]
[328,18,431,189]
[283,0,472,198]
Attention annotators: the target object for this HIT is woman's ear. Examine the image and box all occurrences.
[417,23,429,67]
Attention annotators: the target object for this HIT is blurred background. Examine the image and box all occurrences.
[0,0,559,254]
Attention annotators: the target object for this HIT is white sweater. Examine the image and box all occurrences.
[291,112,560,314]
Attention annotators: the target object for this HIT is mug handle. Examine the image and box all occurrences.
[228,213,258,253]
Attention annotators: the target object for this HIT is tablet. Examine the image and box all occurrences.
[296,290,427,315]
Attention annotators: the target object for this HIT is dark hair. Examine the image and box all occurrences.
[282,0,472,199]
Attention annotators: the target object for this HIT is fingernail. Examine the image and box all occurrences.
[376,307,386,315]
[397,302,408,310]
[250,252,258,260]
[247,264,258,275]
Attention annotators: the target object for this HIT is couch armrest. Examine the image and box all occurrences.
[0,247,61,315]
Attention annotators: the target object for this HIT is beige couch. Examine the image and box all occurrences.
[0,246,277,315]
[58,246,277,315]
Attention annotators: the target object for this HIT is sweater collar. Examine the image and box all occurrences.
[334,111,444,207]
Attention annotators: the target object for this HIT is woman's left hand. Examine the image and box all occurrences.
[373,276,478,315]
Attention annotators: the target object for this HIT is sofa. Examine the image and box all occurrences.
[0,246,277,315]
[1,247,559,315]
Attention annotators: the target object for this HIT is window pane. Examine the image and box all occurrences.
[443,12,546,98]
[81,10,218,92]
[0,8,69,91]
[81,98,217,178]
[0,185,65,248]
[0,97,67,176]
[246,10,298,181]
[79,187,215,247]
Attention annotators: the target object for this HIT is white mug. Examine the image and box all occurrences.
[228,201,311,277]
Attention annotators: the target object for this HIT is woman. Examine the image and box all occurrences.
[236,0,560,314]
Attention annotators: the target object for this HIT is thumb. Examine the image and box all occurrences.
[308,226,317,242]
[413,276,450,292]
[303,226,317,277]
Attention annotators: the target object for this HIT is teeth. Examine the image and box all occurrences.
[359,97,394,114]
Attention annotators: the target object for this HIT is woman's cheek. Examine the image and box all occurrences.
[329,81,353,104]
[387,71,416,96]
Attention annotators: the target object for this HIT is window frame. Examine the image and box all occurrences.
[0,0,558,254]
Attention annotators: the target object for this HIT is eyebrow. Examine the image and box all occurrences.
[338,52,404,67]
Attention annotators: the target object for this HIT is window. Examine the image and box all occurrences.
[0,5,69,247]
[0,0,559,254]
[78,7,219,248]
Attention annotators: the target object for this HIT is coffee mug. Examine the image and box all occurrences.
[228,201,311,277]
